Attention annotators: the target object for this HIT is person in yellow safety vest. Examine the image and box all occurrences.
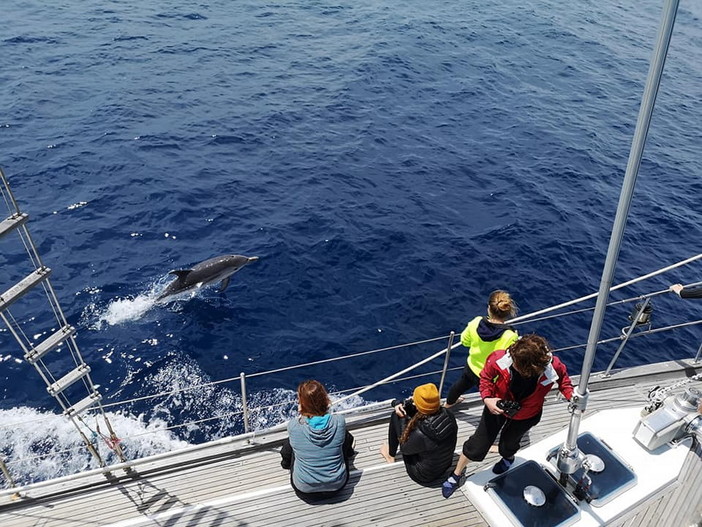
[444,290,518,408]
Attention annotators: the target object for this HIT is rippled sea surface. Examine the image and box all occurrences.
[1,0,701,482]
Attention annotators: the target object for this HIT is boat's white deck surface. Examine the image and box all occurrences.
[0,359,700,527]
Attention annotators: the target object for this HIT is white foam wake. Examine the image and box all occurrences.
[0,407,190,486]
[83,281,167,328]
[99,293,158,326]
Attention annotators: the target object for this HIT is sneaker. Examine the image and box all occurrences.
[441,474,461,498]
[492,457,514,474]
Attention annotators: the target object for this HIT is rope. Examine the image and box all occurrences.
[650,373,702,402]
[0,169,21,213]
[0,177,117,467]
[2,316,697,437]
[644,372,702,413]
[1,310,32,355]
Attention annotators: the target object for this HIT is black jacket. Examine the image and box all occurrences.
[680,285,702,299]
[399,407,458,484]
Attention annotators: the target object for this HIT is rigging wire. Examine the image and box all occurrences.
[507,254,702,325]
[511,285,701,326]
[1,320,699,440]
[0,174,113,468]
[100,334,451,410]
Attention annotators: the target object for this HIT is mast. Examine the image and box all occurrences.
[556,0,680,482]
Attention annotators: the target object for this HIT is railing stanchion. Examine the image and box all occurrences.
[240,372,250,434]
[603,298,650,377]
[0,456,16,489]
[438,331,455,397]
[694,341,702,364]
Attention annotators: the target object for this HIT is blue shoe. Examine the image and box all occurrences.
[492,457,514,474]
[442,474,461,498]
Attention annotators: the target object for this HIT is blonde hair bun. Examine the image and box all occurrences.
[488,290,517,320]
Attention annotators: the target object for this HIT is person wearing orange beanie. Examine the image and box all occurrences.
[379,383,458,484]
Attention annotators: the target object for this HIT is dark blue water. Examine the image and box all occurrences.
[1,0,701,482]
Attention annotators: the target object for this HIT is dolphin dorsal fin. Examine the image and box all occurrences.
[169,269,192,281]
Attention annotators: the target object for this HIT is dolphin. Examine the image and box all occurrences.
[156,254,259,301]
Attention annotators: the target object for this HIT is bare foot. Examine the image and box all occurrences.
[444,396,465,409]
[380,443,395,463]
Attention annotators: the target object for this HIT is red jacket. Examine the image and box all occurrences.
[479,349,573,420]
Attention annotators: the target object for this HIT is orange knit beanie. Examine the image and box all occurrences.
[413,383,440,414]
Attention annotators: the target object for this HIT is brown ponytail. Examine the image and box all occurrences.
[400,412,429,444]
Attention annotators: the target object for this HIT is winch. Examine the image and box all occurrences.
[634,387,702,450]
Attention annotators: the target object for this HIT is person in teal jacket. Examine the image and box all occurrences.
[280,380,355,500]
[445,290,518,407]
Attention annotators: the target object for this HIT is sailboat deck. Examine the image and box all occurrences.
[0,359,700,527]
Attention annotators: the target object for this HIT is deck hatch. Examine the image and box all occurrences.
[548,432,637,507]
[484,460,580,527]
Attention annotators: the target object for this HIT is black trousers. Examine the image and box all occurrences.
[387,412,409,457]
[446,364,480,405]
[280,431,355,500]
[462,407,542,461]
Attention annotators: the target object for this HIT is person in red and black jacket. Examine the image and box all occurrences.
[442,334,573,498]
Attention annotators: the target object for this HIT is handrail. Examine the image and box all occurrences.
[90,271,701,414]
[246,335,451,379]
[1,317,700,481]
[332,342,452,407]
[1,257,701,491]
[508,256,702,325]
[99,335,450,411]
[511,286,686,326]
[3,312,701,434]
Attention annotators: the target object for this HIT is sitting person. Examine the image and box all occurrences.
[442,334,573,498]
[280,380,355,499]
[670,283,702,299]
[445,290,519,407]
[379,383,458,484]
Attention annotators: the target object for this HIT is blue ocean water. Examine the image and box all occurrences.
[1,0,701,482]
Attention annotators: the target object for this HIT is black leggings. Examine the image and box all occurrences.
[462,407,542,461]
[446,364,480,405]
[280,432,355,500]
[387,411,409,457]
